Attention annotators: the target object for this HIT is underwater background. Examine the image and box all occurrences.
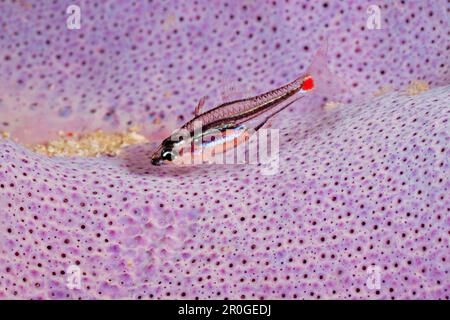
[0,1,448,299]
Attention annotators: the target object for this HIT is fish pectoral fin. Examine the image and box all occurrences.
[195,96,206,116]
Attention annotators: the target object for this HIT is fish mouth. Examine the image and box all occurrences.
[151,152,172,166]
[151,157,174,166]
[151,157,163,166]
[150,144,164,166]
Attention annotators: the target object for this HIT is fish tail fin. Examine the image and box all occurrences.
[303,37,348,98]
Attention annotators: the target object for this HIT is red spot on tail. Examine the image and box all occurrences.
[302,76,314,91]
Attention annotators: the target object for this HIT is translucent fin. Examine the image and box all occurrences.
[306,38,348,99]
[253,96,303,131]
[215,78,256,104]
[195,96,206,116]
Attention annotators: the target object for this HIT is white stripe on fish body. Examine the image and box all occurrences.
[171,126,249,165]
[196,125,247,152]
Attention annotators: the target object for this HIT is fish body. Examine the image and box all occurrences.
[151,40,342,166]
[150,75,313,166]
[180,75,314,135]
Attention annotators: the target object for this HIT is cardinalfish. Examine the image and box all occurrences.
[151,40,343,166]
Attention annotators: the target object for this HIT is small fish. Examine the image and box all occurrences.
[151,40,342,166]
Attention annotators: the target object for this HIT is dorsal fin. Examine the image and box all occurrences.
[194,80,256,117]
[194,96,206,116]
[216,79,256,104]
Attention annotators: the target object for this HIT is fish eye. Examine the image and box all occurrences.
[161,149,175,161]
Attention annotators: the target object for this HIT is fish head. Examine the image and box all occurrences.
[151,129,192,165]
